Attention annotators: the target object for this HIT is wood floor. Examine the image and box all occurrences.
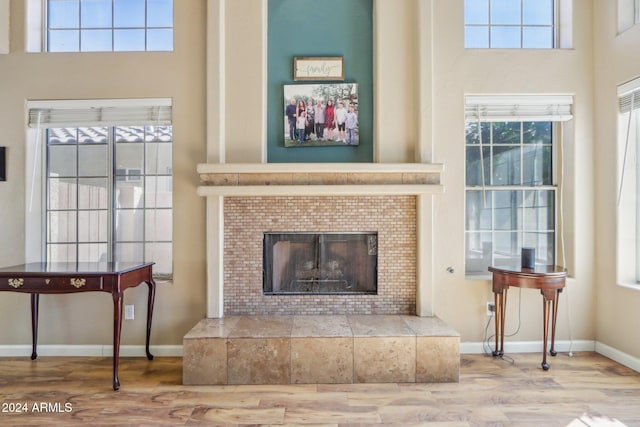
[1,352,639,426]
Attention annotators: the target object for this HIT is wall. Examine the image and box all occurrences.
[429,1,596,345]
[267,0,374,163]
[0,0,628,353]
[0,0,207,348]
[215,0,598,347]
[593,3,640,358]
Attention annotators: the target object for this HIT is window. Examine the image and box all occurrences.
[464,95,573,276]
[464,0,555,48]
[26,99,173,280]
[617,78,640,287]
[40,0,173,52]
[618,0,640,33]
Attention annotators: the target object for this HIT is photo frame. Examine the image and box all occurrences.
[293,57,344,81]
[283,83,359,148]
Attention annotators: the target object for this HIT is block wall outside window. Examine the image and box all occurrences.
[46,125,173,278]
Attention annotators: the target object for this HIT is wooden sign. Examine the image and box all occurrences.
[293,57,344,81]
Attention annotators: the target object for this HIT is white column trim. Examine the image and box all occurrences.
[260,0,268,163]
[206,196,224,318]
[416,195,434,316]
[0,0,8,54]
[207,0,225,163]
[417,0,434,163]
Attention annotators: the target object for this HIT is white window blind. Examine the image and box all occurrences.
[28,99,172,128]
[616,76,640,285]
[618,78,640,113]
[465,95,573,122]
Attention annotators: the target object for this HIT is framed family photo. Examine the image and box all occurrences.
[283,83,359,148]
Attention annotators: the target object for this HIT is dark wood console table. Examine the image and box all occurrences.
[0,262,156,390]
[488,265,567,370]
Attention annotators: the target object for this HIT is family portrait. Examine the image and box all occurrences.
[283,83,359,148]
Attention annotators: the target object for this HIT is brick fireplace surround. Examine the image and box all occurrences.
[196,163,444,318]
[224,195,416,316]
[184,163,460,385]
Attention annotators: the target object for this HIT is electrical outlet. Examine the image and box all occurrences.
[486,301,495,316]
[124,305,135,320]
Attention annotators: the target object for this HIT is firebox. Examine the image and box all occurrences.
[263,232,378,295]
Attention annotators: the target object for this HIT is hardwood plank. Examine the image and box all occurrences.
[0,353,638,426]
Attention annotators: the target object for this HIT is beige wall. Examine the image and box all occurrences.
[593,3,640,357]
[1,0,639,356]
[215,0,598,345]
[0,0,207,346]
[429,1,597,344]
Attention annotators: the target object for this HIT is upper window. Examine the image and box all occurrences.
[464,95,573,276]
[44,0,173,52]
[618,0,640,34]
[617,78,640,288]
[465,0,555,48]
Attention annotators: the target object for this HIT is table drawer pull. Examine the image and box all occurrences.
[70,278,86,288]
[8,278,24,288]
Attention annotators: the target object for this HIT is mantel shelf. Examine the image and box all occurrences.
[197,184,444,197]
[197,163,444,196]
[197,163,444,174]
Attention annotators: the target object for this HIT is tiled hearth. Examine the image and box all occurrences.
[186,163,458,385]
[183,315,460,385]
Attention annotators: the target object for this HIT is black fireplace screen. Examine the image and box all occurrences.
[263,232,378,295]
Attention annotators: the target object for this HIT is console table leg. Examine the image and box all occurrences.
[493,290,506,357]
[112,292,124,390]
[145,279,156,361]
[493,292,500,356]
[499,290,507,356]
[549,289,561,357]
[541,297,551,370]
[30,293,39,360]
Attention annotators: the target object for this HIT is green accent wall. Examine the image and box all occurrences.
[267,0,373,163]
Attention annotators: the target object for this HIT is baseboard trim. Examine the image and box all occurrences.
[460,339,596,355]
[2,341,639,374]
[595,342,640,373]
[0,345,183,357]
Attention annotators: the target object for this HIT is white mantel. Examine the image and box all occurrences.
[198,163,444,318]
[197,162,444,196]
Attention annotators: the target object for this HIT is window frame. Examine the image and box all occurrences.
[616,77,640,289]
[464,120,559,278]
[27,0,174,53]
[464,0,557,49]
[617,0,640,34]
[464,0,573,49]
[25,99,173,281]
[463,94,573,278]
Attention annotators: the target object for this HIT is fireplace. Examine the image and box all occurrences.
[263,232,378,295]
[197,163,444,317]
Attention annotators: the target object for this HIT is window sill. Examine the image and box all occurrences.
[617,281,640,291]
